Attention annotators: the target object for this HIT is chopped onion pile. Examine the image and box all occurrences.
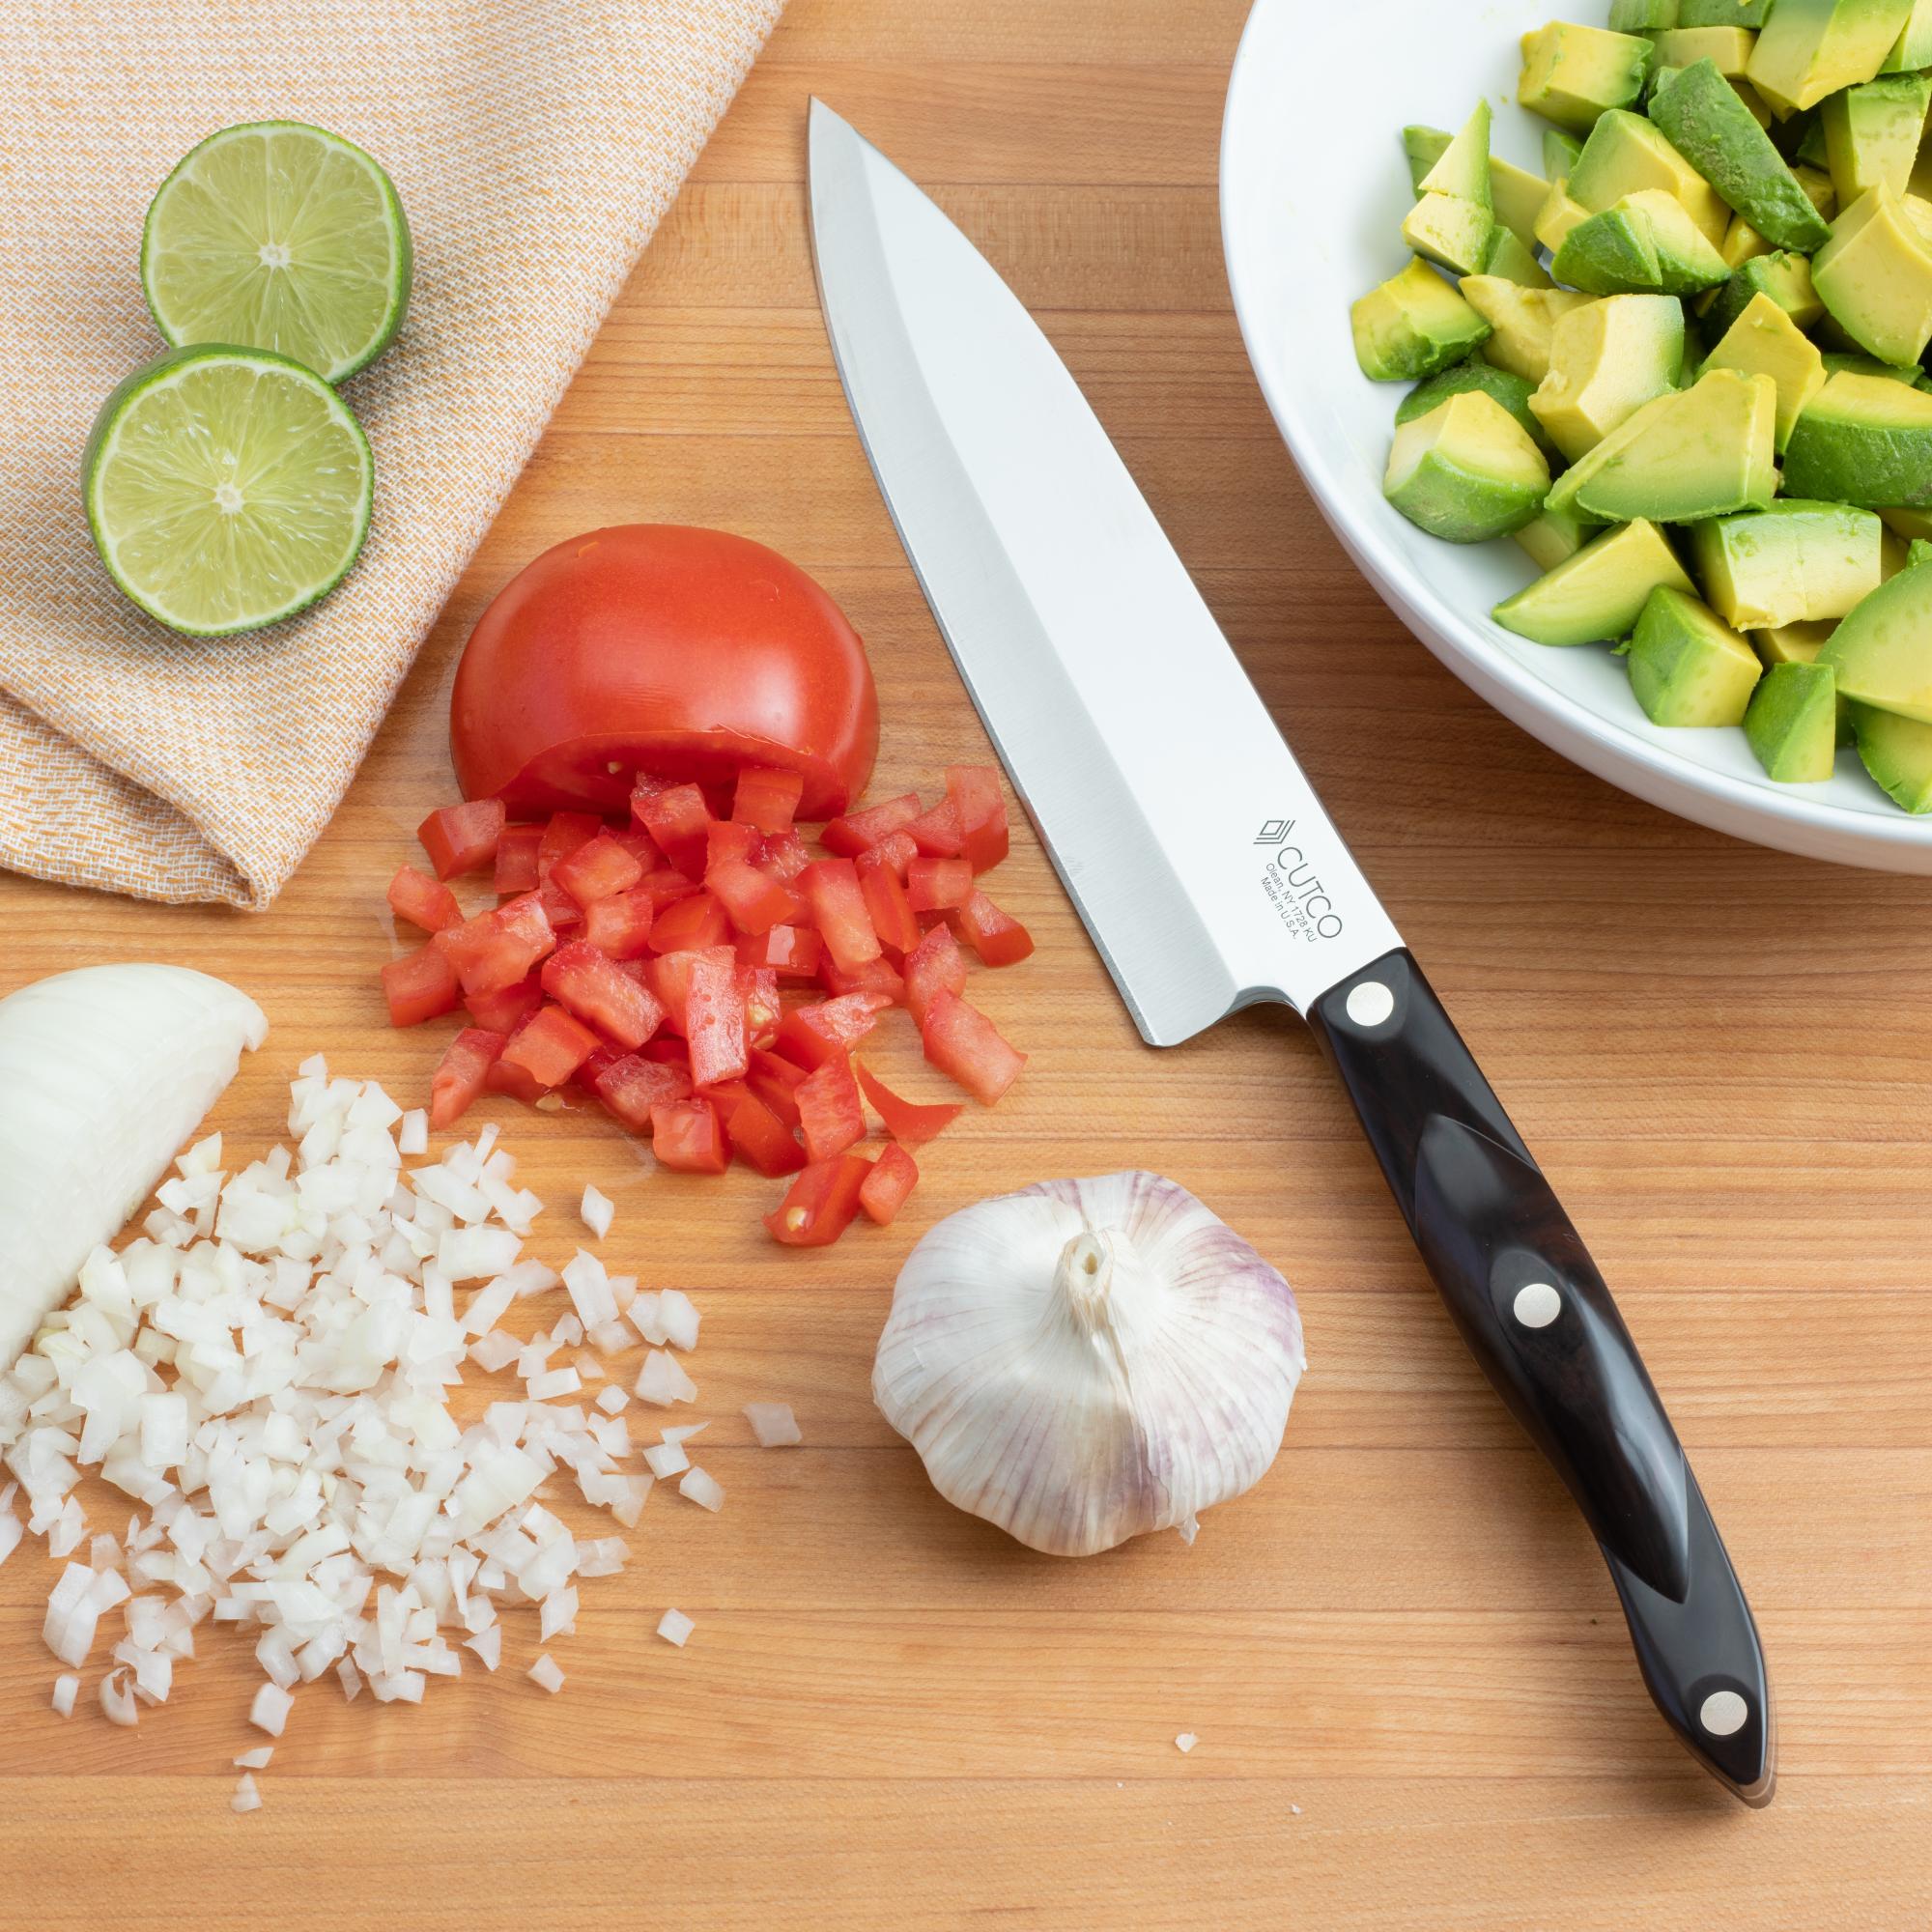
[0,1058,741,1810]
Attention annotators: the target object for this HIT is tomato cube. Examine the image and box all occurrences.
[857,854,921,955]
[592,1053,693,1132]
[724,1092,807,1177]
[854,1063,962,1148]
[775,991,891,1070]
[820,793,920,857]
[435,893,557,997]
[637,867,701,907]
[651,1097,729,1174]
[387,864,463,934]
[747,1047,808,1128]
[613,824,663,870]
[577,1042,626,1093]
[737,923,823,980]
[818,954,906,1004]
[954,890,1036,967]
[903,923,967,1025]
[537,810,604,882]
[382,945,461,1028]
[708,858,798,937]
[765,1155,872,1246]
[906,796,964,858]
[500,1003,602,1090]
[740,965,781,1046]
[541,941,666,1050]
[430,1028,506,1130]
[553,831,644,907]
[465,973,544,1035]
[582,889,655,960]
[905,857,973,913]
[922,990,1026,1104]
[649,890,729,953]
[646,952,697,1036]
[757,829,813,883]
[796,1053,866,1163]
[685,947,749,1089]
[632,781,713,880]
[494,823,544,895]
[859,1143,919,1226]
[486,1056,551,1105]
[418,799,505,881]
[706,821,761,873]
[799,859,881,972]
[732,766,806,834]
[945,765,1010,873]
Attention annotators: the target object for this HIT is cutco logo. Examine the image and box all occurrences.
[1256,819,1344,943]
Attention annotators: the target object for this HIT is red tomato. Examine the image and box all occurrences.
[418,800,504,881]
[903,923,966,1025]
[582,890,655,960]
[821,793,919,857]
[465,974,544,1036]
[945,765,1009,873]
[494,824,543,895]
[387,865,463,934]
[707,859,796,937]
[799,859,881,972]
[737,923,822,980]
[649,891,729,954]
[553,832,643,907]
[856,855,921,956]
[747,1047,808,1128]
[501,1004,601,1089]
[817,954,905,1005]
[633,781,713,880]
[382,946,461,1028]
[724,1093,807,1177]
[795,1053,866,1164]
[450,526,878,820]
[775,992,891,1071]
[732,765,805,834]
[859,1143,919,1226]
[685,947,749,1089]
[922,990,1026,1104]
[905,857,972,913]
[765,1154,872,1247]
[906,797,964,858]
[854,1063,961,1149]
[954,890,1035,967]
[430,1029,506,1129]
[541,942,666,1051]
[591,1053,693,1132]
[434,894,556,998]
[651,1098,730,1175]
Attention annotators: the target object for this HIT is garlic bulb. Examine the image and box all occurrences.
[872,1172,1305,1557]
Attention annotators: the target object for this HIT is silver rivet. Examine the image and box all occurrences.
[1345,980,1395,1028]
[1513,1282,1561,1328]
[1699,1690,1749,1737]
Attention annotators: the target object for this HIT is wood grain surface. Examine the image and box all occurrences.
[4,3,1930,1925]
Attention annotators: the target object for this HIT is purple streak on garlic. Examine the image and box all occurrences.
[871,1172,1306,1557]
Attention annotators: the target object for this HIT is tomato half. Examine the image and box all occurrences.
[450,526,879,820]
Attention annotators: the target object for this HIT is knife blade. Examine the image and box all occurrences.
[807,101,1773,1807]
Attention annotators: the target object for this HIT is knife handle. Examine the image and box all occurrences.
[1307,949,1774,1805]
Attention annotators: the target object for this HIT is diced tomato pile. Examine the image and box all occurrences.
[384,765,1034,1247]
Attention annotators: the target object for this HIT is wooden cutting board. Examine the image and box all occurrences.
[3,4,1928,1925]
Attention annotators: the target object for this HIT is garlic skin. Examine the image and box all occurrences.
[872,1172,1305,1557]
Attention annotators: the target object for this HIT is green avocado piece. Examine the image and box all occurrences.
[1701,292,1828,449]
[1691,498,1887,626]
[1821,350,1927,383]
[1519,21,1652,131]
[1529,292,1685,460]
[1882,0,1932,69]
[1750,618,1839,666]
[1403,192,1497,277]
[1383,390,1552,541]
[1611,0,1679,27]
[1492,518,1696,644]
[1483,224,1556,287]
[1554,191,1732,293]
[1705,249,1826,336]
[1397,356,1553,452]
[1883,506,1932,540]
[1406,124,1551,243]
[1819,561,1932,718]
[1853,701,1932,809]
[1680,0,1772,26]
[1534,176,1595,251]
[1418,101,1494,209]
[1746,0,1916,116]
[1460,277,1595,381]
[1352,259,1494,382]
[1811,185,1932,367]
[1746,661,1840,778]
[1793,162,1839,221]
[1543,128,1586,178]
[1625,584,1764,723]
[1913,540,1932,567]
[1647,59,1833,251]
[1569,108,1731,244]
[1822,74,1932,206]
[1795,113,1834,171]
[1782,369,1932,503]
[1650,25,1759,75]
[1515,499,1597,570]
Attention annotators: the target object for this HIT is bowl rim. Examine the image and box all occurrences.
[1215,0,1932,862]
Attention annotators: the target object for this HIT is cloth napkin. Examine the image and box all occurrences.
[0,0,785,907]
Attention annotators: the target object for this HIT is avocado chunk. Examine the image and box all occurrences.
[1548,367,1777,522]
[1746,0,1916,116]
[1417,103,1494,207]
[1568,108,1731,244]
[1493,518,1696,644]
[1554,191,1731,293]
[1781,369,1932,504]
[1529,293,1685,460]
[1705,249,1827,336]
[1881,525,1917,578]
[1811,185,1932,367]
[1484,224,1556,287]
[1702,292,1829,450]
[1882,505,1932,540]
[1750,619,1839,666]
[1691,498,1886,626]
[1611,0,1679,27]
[1404,115,1550,246]
[1353,259,1494,382]
[1460,277,1595,382]
[1647,60,1833,251]
[1717,213,1774,277]
[1403,192,1497,277]
[1745,661,1840,779]
[1515,500,1597,570]
[1651,25,1759,76]
[1853,702,1932,809]
[1625,585,1764,724]
[1543,128,1586,178]
[1683,0,1773,25]
[1383,391,1552,542]
[1818,562,1932,719]
[1820,350,1927,384]
[1822,74,1932,206]
[1397,357,1553,451]
[1882,0,1932,69]
[1519,21,1653,131]
[1793,162,1840,220]
[1534,176,1594,251]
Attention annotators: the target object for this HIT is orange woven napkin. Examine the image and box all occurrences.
[0,0,784,907]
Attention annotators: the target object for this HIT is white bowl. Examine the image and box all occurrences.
[1219,0,1932,872]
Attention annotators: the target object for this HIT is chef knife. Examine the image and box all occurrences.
[807,101,1773,1806]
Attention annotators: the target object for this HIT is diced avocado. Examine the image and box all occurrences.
[1746,0,1916,116]
[1702,292,1829,448]
[1555,190,1732,293]
[1818,562,1932,718]
[1719,213,1775,270]
[1820,350,1926,383]
[1398,123,1549,245]
[1568,107,1732,244]
[1691,498,1887,625]
[1882,0,1932,69]
[1793,162,1839,219]
[1781,369,1932,503]
[1529,293,1685,459]
[1853,702,1932,809]
[1543,128,1586,178]
[1516,499,1597,569]
[1795,114,1833,170]
[1650,25,1759,75]
[1534,176,1594,251]
[1913,540,1932,567]
[1647,60,1834,250]
[1519,21,1653,131]
[1822,75,1932,205]
[1484,224,1556,287]
[1397,356,1554,453]
[1611,0,1679,27]
[1461,277,1595,381]
[1353,259,1495,383]
[1420,103,1494,208]
[1405,125,1444,194]
[1624,584,1764,723]
[1811,185,1932,366]
[1882,505,1932,539]
[1750,618,1839,665]
[1383,391,1552,542]
[1403,192,1497,277]
[1681,0,1771,26]
[1548,366,1777,521]
[1494,519,1695,644]
[1745,662,1840,779]
[1705,249,1826,336]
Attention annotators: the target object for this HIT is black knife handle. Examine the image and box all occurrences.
[1307,949,1774,1805]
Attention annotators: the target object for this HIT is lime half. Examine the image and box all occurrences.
[142,122,412,384]
[84,345,374,638]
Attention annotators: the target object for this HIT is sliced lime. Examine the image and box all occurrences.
[141,121,412,384]
[84,345,374,638]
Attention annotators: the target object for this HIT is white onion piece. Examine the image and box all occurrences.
[658,1290,700,1352]
[50,1673,77,1717]
[678,1467,724,1513]
[398,1110,429,1157]
[528,1653,564,1693]
[743,1403,801,1447]
[580,1186,613,1239]
[636,1350,696,1406]
[1175,1732,1198,1753]
[232,1773,262,1814]
[250,1682,293,1737]
[234,1746,273,1770]
[643,1441,688,1479]
[0,966,266,1362]
[464,1626,501,1670]
[657,1608,694,1647]
[595,1386,629,1416]
[99,1667,139,1726]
